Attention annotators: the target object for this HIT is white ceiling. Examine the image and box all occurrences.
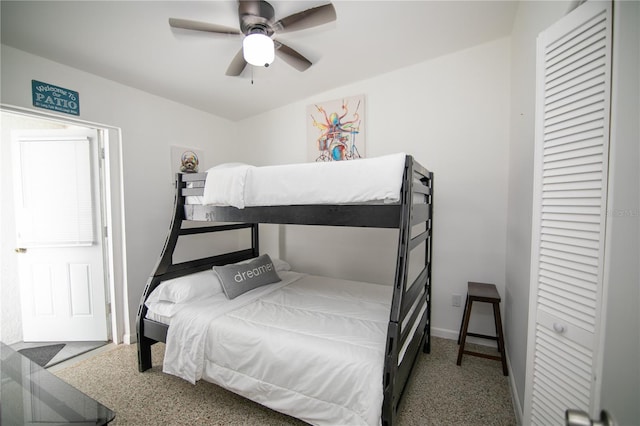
[1,1,519,121]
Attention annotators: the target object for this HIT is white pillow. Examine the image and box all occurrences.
[239,256,291,272]
[209,162,250,169]
[145,301,185,318]
[146,269,222,305]
[145,257,291,305]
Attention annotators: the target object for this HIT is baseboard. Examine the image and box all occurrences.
[431,326,458,341]
[123,333,136,345]
[506,351,524,425]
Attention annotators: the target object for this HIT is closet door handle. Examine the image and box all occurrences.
[553,322,566,334]
[15,247,27,254]
[566,409,616,426]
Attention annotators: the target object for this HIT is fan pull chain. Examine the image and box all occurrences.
[251,66,254,85]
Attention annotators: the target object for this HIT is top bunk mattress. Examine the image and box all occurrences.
[193,152,407,208]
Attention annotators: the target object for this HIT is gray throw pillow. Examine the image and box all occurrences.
[213,254,281,300]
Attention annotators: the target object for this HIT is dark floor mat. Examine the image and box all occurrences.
[18,343,66,367]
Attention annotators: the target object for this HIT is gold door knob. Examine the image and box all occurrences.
[15,248,27,253]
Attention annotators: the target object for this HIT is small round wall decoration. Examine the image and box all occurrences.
[180,151,199,173]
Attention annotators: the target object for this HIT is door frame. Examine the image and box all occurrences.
[1,104,128,345]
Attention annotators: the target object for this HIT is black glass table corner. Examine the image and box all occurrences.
[1,342,115,425]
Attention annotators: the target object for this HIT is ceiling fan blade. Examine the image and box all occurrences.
[169,18,241,36]
[273,3,336,34]
[274,41,312,72]
[226,49,248,76]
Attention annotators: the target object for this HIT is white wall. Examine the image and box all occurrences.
[1,45,237,343]
[504,0,573,414]
[236,38,512,341]
[1,38,511,345]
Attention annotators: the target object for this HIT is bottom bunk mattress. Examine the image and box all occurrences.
[147,270,393,426]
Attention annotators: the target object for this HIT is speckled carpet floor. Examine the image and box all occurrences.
[54,337,516,425]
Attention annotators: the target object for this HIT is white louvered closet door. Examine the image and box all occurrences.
[524,1,612,425]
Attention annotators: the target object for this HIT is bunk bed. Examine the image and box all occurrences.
[136,153,434,426]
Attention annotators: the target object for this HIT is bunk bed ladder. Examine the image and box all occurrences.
[136,173,259,372]
[382,157,433,425]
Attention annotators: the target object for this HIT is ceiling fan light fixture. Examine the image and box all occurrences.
[169,1,337,76]
[243,33,275,67]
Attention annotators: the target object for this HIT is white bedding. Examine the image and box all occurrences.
[202,152,407,208]
[155,270,392,426]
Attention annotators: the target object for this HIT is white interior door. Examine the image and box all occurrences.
[13,128,108,342]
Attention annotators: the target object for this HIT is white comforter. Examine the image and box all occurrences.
[163,271,392,426]
[202,152,407,208]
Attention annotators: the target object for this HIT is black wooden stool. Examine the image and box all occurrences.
[456,281,508,376]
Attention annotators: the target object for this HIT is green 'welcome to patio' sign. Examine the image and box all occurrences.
[32,80,80,116]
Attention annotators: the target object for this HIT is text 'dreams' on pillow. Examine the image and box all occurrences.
[213,254,281,300]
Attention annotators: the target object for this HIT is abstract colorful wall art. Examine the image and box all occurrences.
[307,94,365,162]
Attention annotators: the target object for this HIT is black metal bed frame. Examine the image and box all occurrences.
[136,155,433,426]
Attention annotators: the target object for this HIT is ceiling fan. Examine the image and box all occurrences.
[169,1,337,76]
